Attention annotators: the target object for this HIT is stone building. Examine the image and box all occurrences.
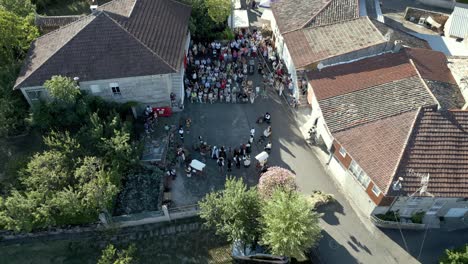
[15,0,192,112]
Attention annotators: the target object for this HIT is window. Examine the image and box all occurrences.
[372,184,381,196]
[26,90,42,101]
[339,146,346,157]
[109,83,121,96]
[90,84,101,94]
[349,160,370,188]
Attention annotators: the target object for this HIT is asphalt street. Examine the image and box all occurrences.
[242,86,418,264]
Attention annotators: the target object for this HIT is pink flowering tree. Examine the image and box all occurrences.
[258,167,297,199]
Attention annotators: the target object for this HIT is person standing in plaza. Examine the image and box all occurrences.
[227,158,232,172]
[217,157,225,173]
[250,127,255,137]
[178,126,184,142]
[235,155,241,169]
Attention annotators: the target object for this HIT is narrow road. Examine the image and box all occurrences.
[243,88,419,263]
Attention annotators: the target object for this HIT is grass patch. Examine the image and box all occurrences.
[456,0,468,4]
[37,0,112,16]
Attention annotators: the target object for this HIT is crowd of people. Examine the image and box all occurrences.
[184,29,287,105]
[174,112,273,177]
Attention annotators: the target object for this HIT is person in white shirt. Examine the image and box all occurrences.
[250,127,255,137]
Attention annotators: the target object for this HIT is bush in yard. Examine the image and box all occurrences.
[261,190,322,260]
[411,211,425,224]
[439,244,468,264]
[308,190,335,209]
[44,75,81,104]
[258,166,297,199]
[375,211,400,222]
[98,243,137,264]
[199,177,261,245]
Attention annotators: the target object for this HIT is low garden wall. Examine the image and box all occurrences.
[370,215,426,230]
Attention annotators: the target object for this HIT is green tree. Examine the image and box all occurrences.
[205,0,231,24]
[186,0,224,40]
[78,157,119,216]
[21,150,73,193]
[44,130,81,157]
[261,190,322,260]
[44,75,81,104]
[98,244,137,264]
[0,0,36,17]
[440,244,468,264]
[0,190,43,232]
[199,177,261,244]
[0,8,38,65]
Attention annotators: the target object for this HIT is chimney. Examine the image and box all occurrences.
[90,5,98,13]
[393,40,403,53]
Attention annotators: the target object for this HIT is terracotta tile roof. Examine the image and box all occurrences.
[271,0,359,33]
[15,0,191,89]
[283,17,386,69]
[319,76,436,132]
[393,108,468,197]
[308,51,417,100]
[335,110,419,192]
[405,48,457,85]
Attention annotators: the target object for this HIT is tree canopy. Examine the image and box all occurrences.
[261,190,322,260]
[0,0,35,17]
[0,8,38,66]
[0,75,140,231]
[199,172,324,260]
[204,0,231,25]
[0,8,38,137]
[199,177,261,244]
[44,75,81,104]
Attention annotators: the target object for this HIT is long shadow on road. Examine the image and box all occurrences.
[315,230,359,264]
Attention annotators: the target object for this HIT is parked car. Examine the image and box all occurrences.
[231,240,289,264]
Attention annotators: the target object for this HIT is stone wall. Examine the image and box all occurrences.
[0,216,202,246]
[81,74,172,107]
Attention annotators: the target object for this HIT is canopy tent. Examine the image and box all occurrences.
[233,0,241,9]
[259,0,278,8]
[228,10,249,29]
[260,9,274,26]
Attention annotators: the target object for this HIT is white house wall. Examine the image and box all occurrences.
[270,16,284,59]
[309,86,334,149]
[329,157,378,215]
[172,31,191,108]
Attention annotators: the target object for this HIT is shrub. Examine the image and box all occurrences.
[375,211,400,222]
[308,190,335,209]
[411,211,425,224]
[258,167,297,199]
[439,244,468,264]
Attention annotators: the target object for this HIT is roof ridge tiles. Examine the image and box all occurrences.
[14,13,97,89]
